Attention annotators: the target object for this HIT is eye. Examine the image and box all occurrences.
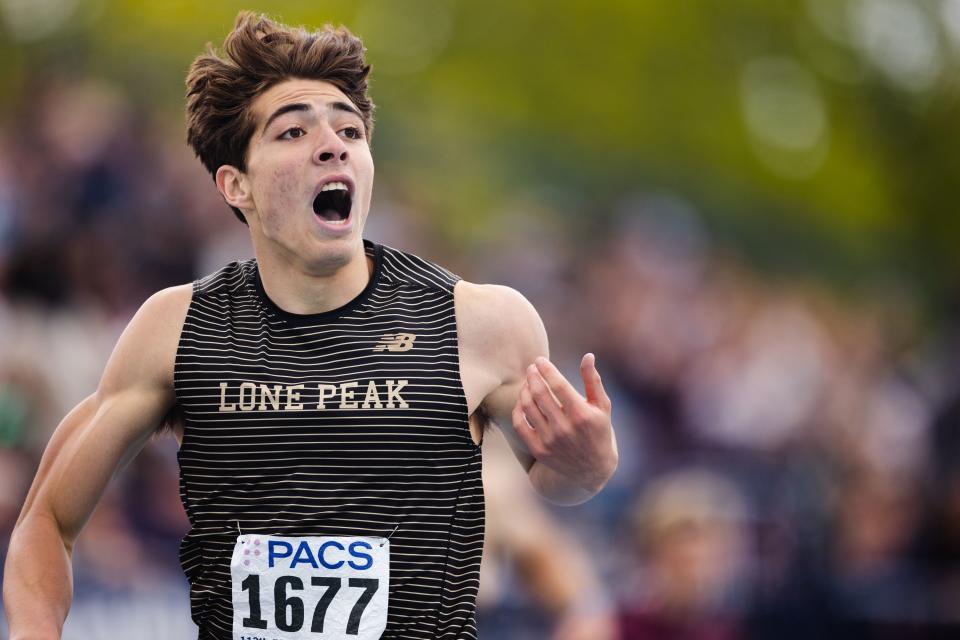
[279,126,306,140]
[341,126,364,140]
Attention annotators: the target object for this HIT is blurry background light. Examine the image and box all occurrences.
[0,0,79,41]
[850,0,943,92]
[739,56,829,179]
[940,0,960,48]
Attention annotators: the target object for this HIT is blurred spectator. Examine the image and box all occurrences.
[620,469,750,640]
[480,428,616,640]
[477,430,615,640]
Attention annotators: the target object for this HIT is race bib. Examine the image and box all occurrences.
[231,534,389,640]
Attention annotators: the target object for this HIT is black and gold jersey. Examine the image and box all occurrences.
[173,239,483,639]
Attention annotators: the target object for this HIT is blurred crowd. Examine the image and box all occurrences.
[2,76,960,640]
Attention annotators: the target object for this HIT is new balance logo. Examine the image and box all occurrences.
[373,333,417,352]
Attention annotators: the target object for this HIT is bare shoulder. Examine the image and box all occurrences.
[99,283,193,394]
[454,281,548,385]
[137,283,194,336]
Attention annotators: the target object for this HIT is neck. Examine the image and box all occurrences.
[255,239,373,315]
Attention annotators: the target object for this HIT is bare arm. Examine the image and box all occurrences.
[3,285,191,640]
[459,283,618,505]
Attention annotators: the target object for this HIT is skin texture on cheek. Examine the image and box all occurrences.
[254,163,304,239]
[273,163,299,196]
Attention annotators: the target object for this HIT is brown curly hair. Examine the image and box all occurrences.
[185,11,375,223]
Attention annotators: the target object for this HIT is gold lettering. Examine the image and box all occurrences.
[218,382,236,412]
[385,379,409,409]
[317,384,337,409]
[259,384,282,411]
[361,380,383,409]
[238,382,257,411]
[285,384,305,411]
[221,379,413,411]
[340,381,359,409]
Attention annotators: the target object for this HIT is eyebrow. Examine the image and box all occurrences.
[261,101,364,136]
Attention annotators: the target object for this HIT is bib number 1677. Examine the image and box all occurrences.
[231,534,389,640]
[241,574,379,635]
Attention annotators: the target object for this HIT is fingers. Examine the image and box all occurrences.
[512,391,542,454]
[580,353,611,413]
[520,377,551,428]
[533,357,582,409]
[526,363,566,424]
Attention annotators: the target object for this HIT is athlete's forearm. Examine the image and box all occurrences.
[3,511,74,640]
[526,459,612,506]
[4,398,91,639]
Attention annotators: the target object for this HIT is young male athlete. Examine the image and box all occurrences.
[4,12,618,640]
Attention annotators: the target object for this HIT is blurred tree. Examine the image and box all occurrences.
[0,0,956,311]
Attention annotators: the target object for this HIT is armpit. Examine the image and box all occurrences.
[157,404,185,441]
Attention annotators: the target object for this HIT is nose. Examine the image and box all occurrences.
[313,125,348,165]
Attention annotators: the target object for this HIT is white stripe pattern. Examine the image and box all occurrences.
[174,240,483,639]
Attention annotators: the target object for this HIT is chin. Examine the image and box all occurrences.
[300,237,360,274]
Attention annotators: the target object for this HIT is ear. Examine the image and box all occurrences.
[215,165,254,212]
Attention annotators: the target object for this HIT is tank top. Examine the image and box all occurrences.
[173,239,483,639]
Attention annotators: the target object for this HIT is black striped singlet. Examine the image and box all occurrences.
[173,239,484,639]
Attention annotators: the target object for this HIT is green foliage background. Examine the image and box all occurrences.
[2,0,958,312]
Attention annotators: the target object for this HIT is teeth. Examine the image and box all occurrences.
[320,181,349,192]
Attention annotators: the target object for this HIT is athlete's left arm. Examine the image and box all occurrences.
[468,284,618,506]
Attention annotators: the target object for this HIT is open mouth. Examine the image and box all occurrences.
[312,182,352,223]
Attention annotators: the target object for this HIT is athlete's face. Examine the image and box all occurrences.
[218,78,374,272]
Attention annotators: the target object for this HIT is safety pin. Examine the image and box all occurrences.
[380,525,399,547]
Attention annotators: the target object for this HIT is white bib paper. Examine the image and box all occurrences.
[230,534,389,640]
